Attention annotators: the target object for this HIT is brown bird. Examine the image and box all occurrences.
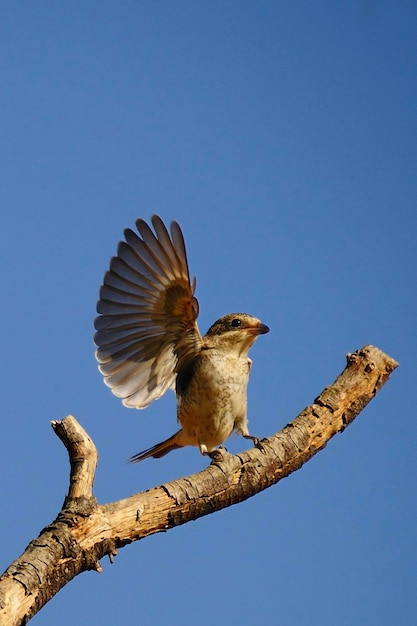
[94,215,269,462]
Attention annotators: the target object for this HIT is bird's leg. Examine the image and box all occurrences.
[199,442,209,455]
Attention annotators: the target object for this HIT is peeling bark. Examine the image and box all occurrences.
[0,345,398,625]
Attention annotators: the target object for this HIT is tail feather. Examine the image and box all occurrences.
[129,429,184,463]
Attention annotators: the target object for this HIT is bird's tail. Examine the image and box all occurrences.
[129,429,185,463]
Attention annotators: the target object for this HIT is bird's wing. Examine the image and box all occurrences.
[94,215,202,408]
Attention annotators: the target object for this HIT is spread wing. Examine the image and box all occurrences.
[94,215,202,408]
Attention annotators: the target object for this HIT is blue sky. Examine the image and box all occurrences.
[1,2,416,624]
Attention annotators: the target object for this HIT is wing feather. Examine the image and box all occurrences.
[94,215,202,408]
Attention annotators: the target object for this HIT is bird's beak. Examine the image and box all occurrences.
[252,322,269,335]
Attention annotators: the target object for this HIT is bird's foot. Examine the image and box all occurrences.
[206,446,229,463]
[243,434,266,453]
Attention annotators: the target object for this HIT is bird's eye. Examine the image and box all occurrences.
[231,318,242,328]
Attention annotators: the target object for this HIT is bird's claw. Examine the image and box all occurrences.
[243,434,266,453]
[206,446,229,463]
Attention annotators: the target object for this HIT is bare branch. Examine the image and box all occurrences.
[0,345,398,625]
[52,416,98,506]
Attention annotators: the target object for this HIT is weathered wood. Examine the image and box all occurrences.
[0,345,398,625]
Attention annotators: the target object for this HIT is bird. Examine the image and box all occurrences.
[94,215,269,462]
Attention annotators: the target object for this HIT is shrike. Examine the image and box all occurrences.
[94,215,269,462]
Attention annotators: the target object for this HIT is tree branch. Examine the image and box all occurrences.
[0,345,398,625]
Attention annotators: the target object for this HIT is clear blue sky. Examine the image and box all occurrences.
[1,2,416,625]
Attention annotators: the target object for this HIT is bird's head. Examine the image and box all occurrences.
[204,313,269,354]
